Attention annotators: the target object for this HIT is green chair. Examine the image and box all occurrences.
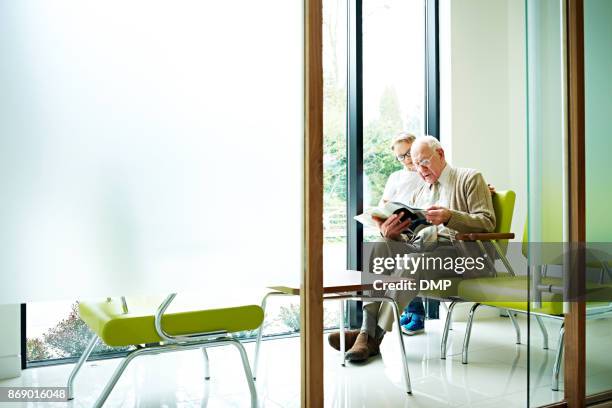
[456,220,612,391]
[66,295,264,407]
[439,190,518,359]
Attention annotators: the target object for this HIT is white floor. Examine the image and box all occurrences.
[3,313,612,407]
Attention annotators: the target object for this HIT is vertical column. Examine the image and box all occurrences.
[302,0,324,406]
[0,304,21,380]
[564,0,586,405]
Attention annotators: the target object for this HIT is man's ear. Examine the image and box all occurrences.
[436,147,445,161]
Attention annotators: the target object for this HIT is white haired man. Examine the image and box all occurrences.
[328,135,496,362]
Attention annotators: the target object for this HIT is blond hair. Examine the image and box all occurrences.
[390,132,417,150]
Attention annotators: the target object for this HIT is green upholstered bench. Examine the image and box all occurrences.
[67,295,264,407]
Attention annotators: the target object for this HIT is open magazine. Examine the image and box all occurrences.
[354,201,428,231]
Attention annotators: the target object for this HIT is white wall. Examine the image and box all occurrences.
[440,0,527,243]
[0,304,21,379]
[439,0,528,318]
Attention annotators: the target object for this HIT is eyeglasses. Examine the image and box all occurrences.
[396,151,412,162]
[413,152,436,168]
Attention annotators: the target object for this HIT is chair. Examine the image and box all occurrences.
[456,220,612,390]
[66,295,263,407]
[439,190,519,359]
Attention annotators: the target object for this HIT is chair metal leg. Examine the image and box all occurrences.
[253,292,287,380]
[85,337,255,407]
[552,324,565,391]
[535,315,549,350]
[67,334,99,400]
[339,299,346,367]
[387,298,412,394]
[508,310,521,344]
[441,300,458,359]
[462,303,481,364]
[202,348,210,380]
[227,338,258,408]
[93,346,147,407]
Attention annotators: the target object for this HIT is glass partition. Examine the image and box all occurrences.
[1,1,305,406]
[584,0,612,398]
[525,0,566,405]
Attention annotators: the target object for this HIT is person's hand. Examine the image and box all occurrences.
[487,184,496,195]
[373,213,412,240]
[425,205,451,225]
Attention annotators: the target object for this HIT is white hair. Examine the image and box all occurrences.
[413,135,442,151]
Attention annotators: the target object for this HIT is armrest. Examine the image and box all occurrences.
[455,232,515,241]
[154,293,227,343]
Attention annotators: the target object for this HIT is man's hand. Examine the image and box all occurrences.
[487,184,496,195]
[373,213,412,240]
[425,205,451,225]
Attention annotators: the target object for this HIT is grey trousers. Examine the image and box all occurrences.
[362,240,460,334]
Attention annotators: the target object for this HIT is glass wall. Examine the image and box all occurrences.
[527,0,612,404]
[584,0,612,398]
[526,0,566,405]
[1,1,305,405]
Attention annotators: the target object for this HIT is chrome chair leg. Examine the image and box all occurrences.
[93,346,148,408]
[552,324,565,391]
[441,300,458,359]
[388,299,412,394]
[67,334,99,400]
[508,310,521,344]
[202,348,210,380]
[339,299,346,366]
[228,338,258,408]
[462,303,481,364]
[535,315,549,350]
[253,292,287,380]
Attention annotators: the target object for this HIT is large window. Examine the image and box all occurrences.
[362,0,427,240]
[23,0,437,366]
[323,0,348,273]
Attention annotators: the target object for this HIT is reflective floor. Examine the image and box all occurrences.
[4,308,612,407]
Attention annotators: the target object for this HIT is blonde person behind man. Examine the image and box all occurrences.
[328,135,496,362]
[379,132,424,206]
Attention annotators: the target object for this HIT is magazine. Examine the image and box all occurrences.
[354,201,427,230]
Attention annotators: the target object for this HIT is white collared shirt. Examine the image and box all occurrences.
[421,164,453,237]
[434,164,452,208]
[380,169,424,206]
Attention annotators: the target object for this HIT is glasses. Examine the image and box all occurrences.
[396,151,412,162]
[414,152,436,168]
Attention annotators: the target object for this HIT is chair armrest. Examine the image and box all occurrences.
[455,232,515,241]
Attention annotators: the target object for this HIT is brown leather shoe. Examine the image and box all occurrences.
[328,330,361,351]
[345,332,380,362]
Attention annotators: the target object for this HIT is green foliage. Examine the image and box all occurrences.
[40,303,130,359]
[26,337,51,361]
[324,84,404,210]
[278,304,301,332]
[323,78,348,207]
[363,87,404,205]
[277,303,348,333]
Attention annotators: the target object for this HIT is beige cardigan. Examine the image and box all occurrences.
[409,166,496,233]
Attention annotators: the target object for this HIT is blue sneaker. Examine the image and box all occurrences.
[400,311,413,326]
[401,314,425,335]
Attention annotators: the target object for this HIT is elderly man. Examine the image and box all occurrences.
[328,135,495,362]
